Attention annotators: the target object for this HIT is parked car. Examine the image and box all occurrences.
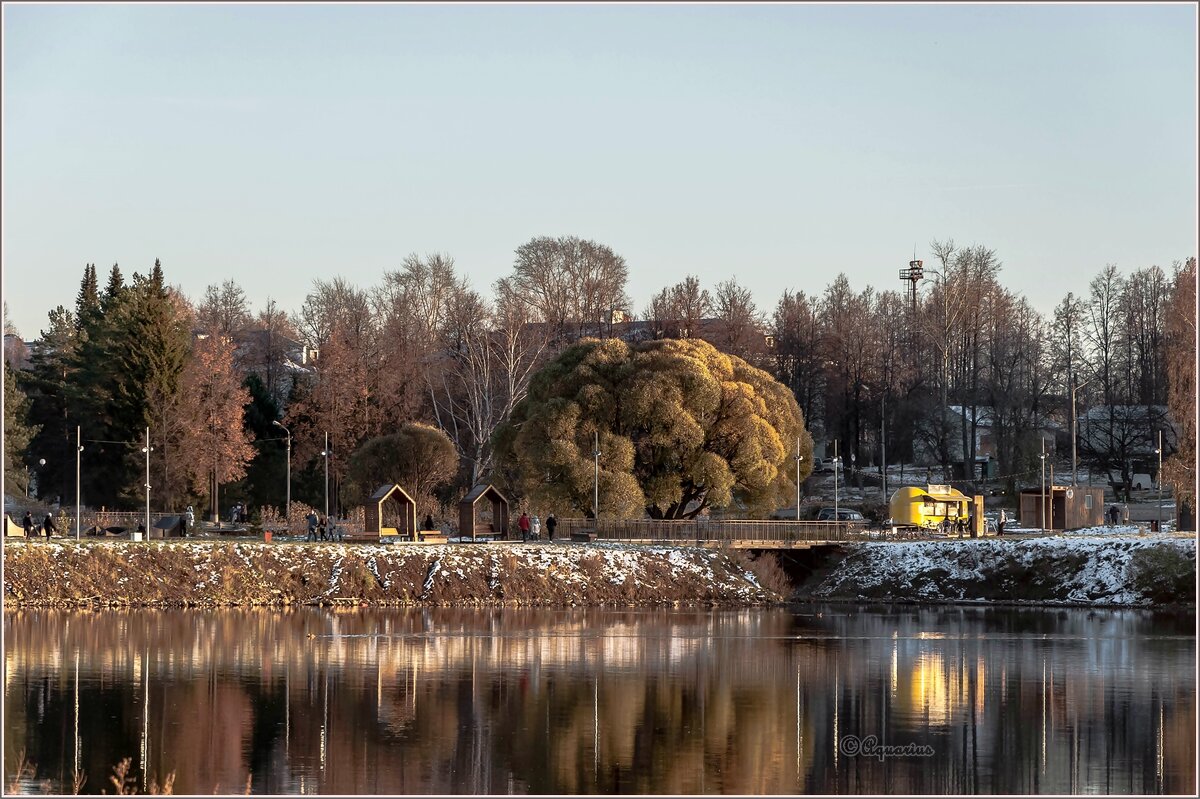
[817,459,835,474]
[816,507,864,521]
[1109,472,1154,491]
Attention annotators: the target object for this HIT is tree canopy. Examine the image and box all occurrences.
[345,423,458,513]
[493,337,813,519]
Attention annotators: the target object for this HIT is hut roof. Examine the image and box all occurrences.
[461,484,507,505]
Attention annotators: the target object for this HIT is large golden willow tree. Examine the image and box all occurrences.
[493,338,813,519]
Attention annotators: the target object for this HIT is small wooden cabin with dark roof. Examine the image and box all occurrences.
[366,484,417,539]
[459,484,509,541]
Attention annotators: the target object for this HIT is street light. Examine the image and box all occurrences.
[273,420,291,532]
[1070,376,1094,487]
[24,459,45,499]
[141,427,152,538]
[75,426,82,541]
[593,430,601,522]
[1155,430,1163,532]
[832,439,841,522]
[320,431,330,524]
[1039,438,1047,532]
[794,437,804,521]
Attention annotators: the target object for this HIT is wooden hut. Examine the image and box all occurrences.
[365,484,417,540]
[1018,485,1105,530]
[458,484,510,541]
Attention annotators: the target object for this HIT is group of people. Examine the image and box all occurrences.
[305,510,342,541]
[517,511,557,541]
[20,510,57,538]
[229,502,249,525]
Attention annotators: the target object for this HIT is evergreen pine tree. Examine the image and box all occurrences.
[75,264,100,332]
[24,306,79,505]
[101,264,125,313]
[4,362,40,497]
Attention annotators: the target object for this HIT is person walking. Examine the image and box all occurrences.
[518,512,531,542]
[306,510,319,542]
[531,515,541,541]
[22,511,34,538]
[546,513,557,541]
[43,513,57,539]
[997,509,1007,536]
[318,514,328,541]
[1108,504,1120,526]
[185,505,195,535]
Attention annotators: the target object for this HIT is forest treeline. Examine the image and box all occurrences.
[3,236,1195,518]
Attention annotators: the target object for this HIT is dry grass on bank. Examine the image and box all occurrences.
[2,540,779,608]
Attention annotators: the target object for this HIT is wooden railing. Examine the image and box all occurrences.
[551,517,899,544]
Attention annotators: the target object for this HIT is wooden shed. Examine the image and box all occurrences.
[458,484,509,541]
[1018,485,1105,530]
[365,484,417,539]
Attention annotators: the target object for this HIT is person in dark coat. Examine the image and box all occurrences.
[1108,504,1120,526]
[22,511,34,537]
[546,513,557,541]
[43,513,57,539]
[423,514,436,531]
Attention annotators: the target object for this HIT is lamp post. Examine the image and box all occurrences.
[24,459,43,499]
[593,430,601,522]
[880,395,887,503]
[1155,430,1163,532]
[141,427,152,537]
[1039,438,1047,532]
[75,426,82,541]
[1070,376,1094,487]
[833,440,841,521]
[273,420,291,531]
[795,437,804,521]
[320,432,330,523]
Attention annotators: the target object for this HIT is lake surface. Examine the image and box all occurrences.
[3,605,1195,795]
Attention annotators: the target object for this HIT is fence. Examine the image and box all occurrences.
[551,517,896,544]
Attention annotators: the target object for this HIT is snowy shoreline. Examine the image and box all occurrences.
[809,534,1196,608]
[1,539,781,608]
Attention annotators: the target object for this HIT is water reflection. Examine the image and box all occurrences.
[3,606,1194,794]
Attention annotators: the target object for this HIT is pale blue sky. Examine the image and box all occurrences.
[3,3,1196,339]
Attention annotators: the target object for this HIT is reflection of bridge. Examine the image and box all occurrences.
[552,518,941,549]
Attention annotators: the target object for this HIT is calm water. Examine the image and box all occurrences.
[2,606,1195,795]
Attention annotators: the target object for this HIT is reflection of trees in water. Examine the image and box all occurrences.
[3,607,1194,794]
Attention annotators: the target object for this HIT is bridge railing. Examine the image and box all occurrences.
[553,517,884,544]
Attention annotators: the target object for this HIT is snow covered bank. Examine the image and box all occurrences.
[812,534,1196,606]
[1,540,779,608]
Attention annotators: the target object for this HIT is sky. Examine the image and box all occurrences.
[2,2,1197,340]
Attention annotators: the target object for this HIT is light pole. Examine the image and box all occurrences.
[833,439,840,521]
[880,395,887,503]
[795,437,804,521]
[1155,430,1163,532]
[75,426,82,541]
[320,432,330,523]
[593,430,601,522]
[24,459,43,499]
[1039,438,1047,532]
[1070,376,1094,487]
[141,427,152,537]
[273,420,291,531]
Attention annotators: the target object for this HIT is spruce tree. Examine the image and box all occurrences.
[24,306,79,505]
[3,362,40,497]
[101,264,125,313]
[75,264,100,332]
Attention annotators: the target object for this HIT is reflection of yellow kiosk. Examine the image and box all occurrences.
[889,484,982,534]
